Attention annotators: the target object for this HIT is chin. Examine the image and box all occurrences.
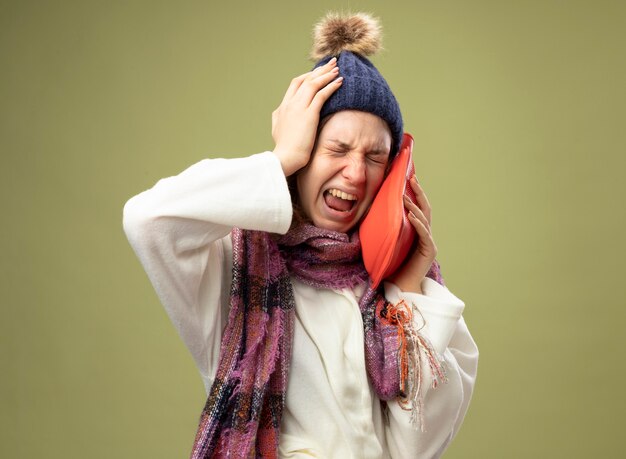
[304,198,369,233]
[312,215,359,234]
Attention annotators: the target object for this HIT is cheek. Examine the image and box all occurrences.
[302,158,335,192]
[368,169,387,194]
[296,168,319,207]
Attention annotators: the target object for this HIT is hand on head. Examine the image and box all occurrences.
[272,58,343,177]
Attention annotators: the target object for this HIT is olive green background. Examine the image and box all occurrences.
[2,0,625,457]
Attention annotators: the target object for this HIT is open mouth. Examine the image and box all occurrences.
[323,188,357,212]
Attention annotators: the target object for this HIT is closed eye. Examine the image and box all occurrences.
[325,146,349,157]
[367,154,388,165]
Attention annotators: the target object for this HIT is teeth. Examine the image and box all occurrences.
[328,188,357,201]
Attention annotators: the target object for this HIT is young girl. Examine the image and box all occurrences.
[124,12,478,459]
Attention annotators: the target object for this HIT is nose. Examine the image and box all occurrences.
[342,154,366,185]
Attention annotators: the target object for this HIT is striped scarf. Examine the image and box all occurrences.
[190,221,445,458]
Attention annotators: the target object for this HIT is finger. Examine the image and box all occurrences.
[295,66,340,104]
[307,56,338,78]
[281,72,313,104]
[281,58,338,104]
[410,175,432,223]
[410,175,431,220]
[297,57,338,87]
[408,213,437,255]
[404,195,431,234]
[271,109,278,140]
[310,76,343,110]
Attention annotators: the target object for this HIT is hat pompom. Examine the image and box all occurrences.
[311,12,382,60]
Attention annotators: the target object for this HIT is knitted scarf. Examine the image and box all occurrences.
[190,220,445,459]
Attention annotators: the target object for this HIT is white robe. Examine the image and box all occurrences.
[123,152,479,458]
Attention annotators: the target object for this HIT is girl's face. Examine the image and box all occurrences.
[296,110,392,233]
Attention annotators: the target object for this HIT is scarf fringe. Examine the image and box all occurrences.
[384,299,447,432]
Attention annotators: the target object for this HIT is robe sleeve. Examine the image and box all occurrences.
[123,152,293,389]
[383,279,479,458]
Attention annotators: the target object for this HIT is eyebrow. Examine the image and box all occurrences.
[325,139,388,156]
